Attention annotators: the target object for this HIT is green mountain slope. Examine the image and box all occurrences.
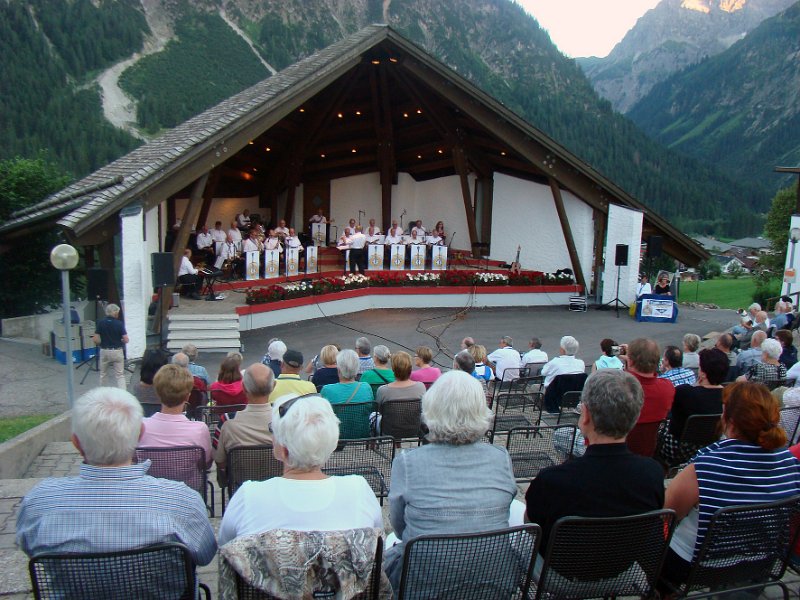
[627,1,800,193]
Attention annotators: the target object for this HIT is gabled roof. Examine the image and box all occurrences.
[729,237,770,250]
[693,236,732,253]
[0,25,708,264]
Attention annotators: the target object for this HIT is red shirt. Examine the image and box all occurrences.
[630,371,675,424]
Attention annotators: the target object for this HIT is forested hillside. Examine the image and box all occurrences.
[627,1,800,192]
[0,0,778,237]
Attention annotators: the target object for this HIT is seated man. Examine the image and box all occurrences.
[522,337,548,365]
[526,370,664,561]
[384,220,404,245]
[195,225,215,263]
[541,336,585,388]
[177,248,202,299]
[271,350,316,401]
[138,364,212,467]
[735,330,766,377]
[658,346,696,387]
[182,343,210,386]
[365,219,381,244]
[16,387,216,565]
[487,336,522,382]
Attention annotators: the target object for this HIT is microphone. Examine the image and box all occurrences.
[400,209,407,217]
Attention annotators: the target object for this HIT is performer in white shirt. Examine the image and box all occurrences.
[411,219,426,237]
[407,229,423,245]
[209,220,227,244]
[384,220,403,245]
[178,249,202,299]
[227,221,242,244]
[236,209,251,230]
[348,226,368,273]
[284,228,304,252]
[427,231,444,246]
[195,226,214,262]
[365,219,381,243]
[636,273,652,298]
[308,208,327,225]
[219,234,242,279]
[264,230,283,253]
[274,219,290,240]
[242,230,263,253]
[344,218,357,237]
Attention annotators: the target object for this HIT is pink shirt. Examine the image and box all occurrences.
[139,412,212,467]
[410,366,442,386]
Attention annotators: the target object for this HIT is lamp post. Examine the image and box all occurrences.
[50,244,79,407]
[788,228,800,299]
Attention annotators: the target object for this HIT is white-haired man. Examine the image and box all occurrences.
[16,388,216,564]
[356,337,374,375]
[541,336,585,388]
[92,303,129,389]
[182,343,209,385]
[487,336,522,382]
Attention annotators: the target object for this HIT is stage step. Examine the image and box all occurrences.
[166,313,241,353]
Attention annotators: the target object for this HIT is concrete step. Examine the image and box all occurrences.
[166,313,241,353]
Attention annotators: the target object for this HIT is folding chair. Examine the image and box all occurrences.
[222,444,283,512]
[210,387,248,406]
[135,445,215,517]
[554,390,581,425]
[397,525,541,600]
[655,413,722,473]
[379,398,423,445]
[193,403,247,434]
[660,495,800,599]
[534,510,676,600]
[505,425,576,483]
[323,436,395,505]
[332,401,374,439]
[185,388,207,420]
[780,404,800,445]
[490,392,543,443]
[29,542,210,600]
[543,373,587,414]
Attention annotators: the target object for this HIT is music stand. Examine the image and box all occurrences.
[77,296,102,384]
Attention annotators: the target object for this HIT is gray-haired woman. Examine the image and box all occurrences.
[382,370,518,587]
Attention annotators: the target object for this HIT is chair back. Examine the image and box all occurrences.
[543,373,587,413]
[211,387,248,406]
[185,388,207,419]
[491,392,543,442]
[679,413,722,447]
[524,362,546,377]
[194,403,247,431]
[333,401,374,439]
[397,525,541,600]
[506,425,576,482]
[380,398,422,442]
[672,494,800,595]
[556,391,582,425]
[227,445,283,498]
[780,404,800,445]
[29,542,199,600]
[323,436,395,504]
[135,445,207,499]
[535,510,676,600]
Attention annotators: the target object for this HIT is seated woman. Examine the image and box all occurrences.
[409,346,441,388]
[310,344,340,389]
[660,382,800,589]
[775,329,797,369]
[210,356,246,405]
[656,348,728,467]
[130,349,169,417]
[736,338,787,388]
[217,394,383,545]
[468,344,493,383]
[592,338,623,372]
[383,371,518,587]
[359,345,395,397]
[374,351,426,416]
[320,349,373,405]
[654,274,672,295]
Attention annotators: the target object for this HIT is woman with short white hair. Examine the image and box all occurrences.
[382,371,518,587]
[320,349,374,405]
[218,394,382,545]
[737,338,787,388]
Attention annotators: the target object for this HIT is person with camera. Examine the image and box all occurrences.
[592,338,624,371]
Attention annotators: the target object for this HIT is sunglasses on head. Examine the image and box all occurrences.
[270,393,318,431]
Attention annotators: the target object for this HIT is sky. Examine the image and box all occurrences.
[517,0,662,58]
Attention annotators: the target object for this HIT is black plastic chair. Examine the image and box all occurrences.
[222,444,283,512]
[660,494,800,599]
[323,436,395,505]
[29,542,210,599]
[379,398,423,445]
[779,404,800,445]
[543,372,587,414]
[193,403,247,433]
[135,445,215,517]
[505,425,576,483]
[397,525,541,600]
[554,390,581,425]
[656,413,722,471]
[535,509,676,600]
[490,392,543,442]
[332,401,374,439]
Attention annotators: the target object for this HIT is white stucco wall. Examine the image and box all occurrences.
[601,204,643,305]
[331,173,382,228]
[781,214,800,298]
[120,205,147,359]
[491,173,594,274]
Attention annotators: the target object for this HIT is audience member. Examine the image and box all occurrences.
[182,343,209,385]
[521,338,548,365]
[735,330,767,376]
[409,346,442,387]
[172,352,205,393]
[355,337,374,374]
[311,344,340,388]
[468,345,493,382]
[774,329,797,369]
[453,350,475,375]
[714,333,737,368]
[270,350,316,401]
[263,339,287,377]
[541,336,585,388]
[488,336,523,382]
[735,316,756,349]
[138,364,212,466]
[526,370,663,562]
[218,394,382,545]
[772,301,791,330]
[681,334,701,369]
[130,349,168,417]
[360,345,396,395]
[383,371,518,587]
[461,337,475,350]
[660,382,800,590]
[321,349,374,404]
[592,338,623,371]
[656,348,728,466]
[210,356,245,405]
[659,346,697,386]
[16,388,216,565]
[214,364,276,487]
[374,351,426,416]
[737,338,787,387]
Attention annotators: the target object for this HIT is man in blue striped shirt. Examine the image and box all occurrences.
[658,346,697,387]
[16,387,216,565]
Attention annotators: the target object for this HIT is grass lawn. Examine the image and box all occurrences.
[0,414,56,443]
[677,277,757,309]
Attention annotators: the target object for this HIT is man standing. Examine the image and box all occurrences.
[487,336,522,382]
[540,336,584,388]
[348,225,368,273]
[16,387,216,564]
[92,303,128,389]
[270,350,316,401]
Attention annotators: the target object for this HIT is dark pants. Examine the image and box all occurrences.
[178,273,201,295]
[349,247,366,273]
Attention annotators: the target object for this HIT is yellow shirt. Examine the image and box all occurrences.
[269,374,316,403]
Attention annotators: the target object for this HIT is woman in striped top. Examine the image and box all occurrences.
[661,381,800,587]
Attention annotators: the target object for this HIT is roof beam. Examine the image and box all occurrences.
[549,176,586,289]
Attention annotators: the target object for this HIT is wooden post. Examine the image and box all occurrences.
[195,168,221,230]
[452,147,479,257]
[170,173,210,276]
[478,176,494,249]
[549,177,586,289]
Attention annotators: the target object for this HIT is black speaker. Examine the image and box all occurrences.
[614,244,629,267]
[86,268,113,300]
[648,235,663,258]
[151,252,175,287]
